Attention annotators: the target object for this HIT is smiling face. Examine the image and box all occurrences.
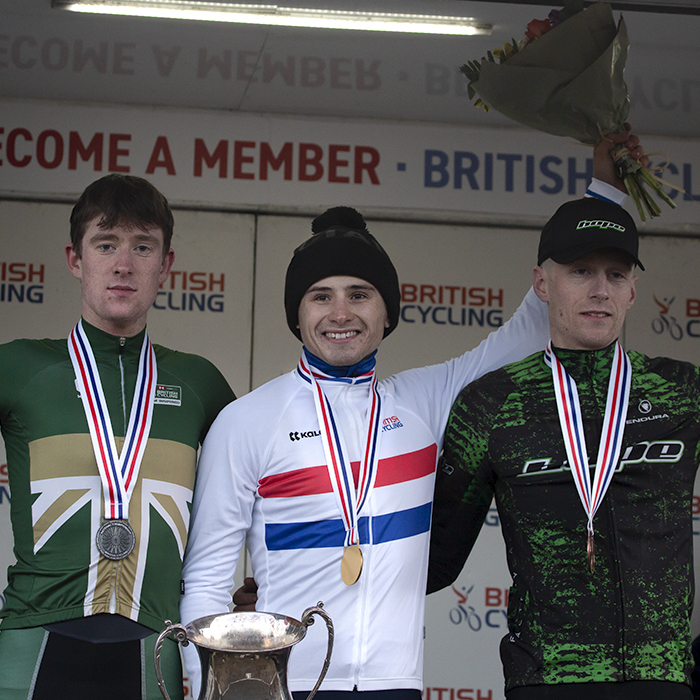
[297,275,390,366]
[66,218,174,337]
[533,249,637,351]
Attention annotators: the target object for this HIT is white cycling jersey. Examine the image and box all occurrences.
[181,288,549,694]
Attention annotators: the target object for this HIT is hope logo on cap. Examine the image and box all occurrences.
[576,220,626,233]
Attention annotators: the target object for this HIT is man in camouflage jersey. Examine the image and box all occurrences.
[428,197,699,700]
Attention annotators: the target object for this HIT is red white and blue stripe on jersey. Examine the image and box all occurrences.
[259,444,436,550]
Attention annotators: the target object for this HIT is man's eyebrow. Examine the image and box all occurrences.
[131,232,161,242]
[305,283,375,293]
[88,231,120,242]
[89,230,160,242]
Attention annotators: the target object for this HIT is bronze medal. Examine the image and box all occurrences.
[96,519,136,560]
[587,531,595,573]
[341,545,363,586]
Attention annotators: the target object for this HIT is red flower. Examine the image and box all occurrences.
[525,18,552,41]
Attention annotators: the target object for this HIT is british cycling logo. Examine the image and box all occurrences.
[652,294,700,341]
[382,415,404,432]
[0,261,45,304]
[154,270,225,313]
[400,283,504,329]
[450,584,482,630]
[0,463,8,507]
[448,583,508,632]
[652,295,683,340]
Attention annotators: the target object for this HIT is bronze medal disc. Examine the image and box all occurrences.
[96,520,136,560]
[341,544,363,586]
[587,532,595,573]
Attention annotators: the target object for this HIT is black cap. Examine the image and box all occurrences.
[284,207,401,341]
[538,198,644,270]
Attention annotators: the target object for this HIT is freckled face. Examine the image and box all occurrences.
[297,275,389,366]
[533,249,637,351]
[66,219,174,337]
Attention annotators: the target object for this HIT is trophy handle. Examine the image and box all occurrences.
[154,619,190,700]
[301,602,334,700]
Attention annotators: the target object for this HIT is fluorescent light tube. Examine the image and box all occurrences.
[53,1,493,35]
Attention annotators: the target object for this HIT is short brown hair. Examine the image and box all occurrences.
[70,174,174,258]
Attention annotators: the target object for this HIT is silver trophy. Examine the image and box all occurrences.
[154,603,334,700]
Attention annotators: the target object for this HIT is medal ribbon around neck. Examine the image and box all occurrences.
[68,320,157,521]
[297,353,382,553]
[544,341,631,568]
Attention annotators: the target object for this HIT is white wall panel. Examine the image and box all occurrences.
[1,201,699,700]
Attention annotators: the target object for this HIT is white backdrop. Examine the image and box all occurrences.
[2,203,699,699]
[1,101,699,700]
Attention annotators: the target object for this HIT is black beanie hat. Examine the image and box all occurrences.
[284,207,401,340]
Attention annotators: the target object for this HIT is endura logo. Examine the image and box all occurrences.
[520,440,684,477]
[576,220,626,233]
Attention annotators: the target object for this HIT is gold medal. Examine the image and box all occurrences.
[341,545,363,586]
[587,531,595,573]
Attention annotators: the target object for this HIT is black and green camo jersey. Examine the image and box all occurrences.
[0,321,235,633]
[428,343,700,692]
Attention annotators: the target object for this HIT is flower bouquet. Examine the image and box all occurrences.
[461,1,675,221]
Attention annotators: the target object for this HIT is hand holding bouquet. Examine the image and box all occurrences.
[461,1,676,221]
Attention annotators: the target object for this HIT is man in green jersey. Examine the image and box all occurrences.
[0,175,235,700]
[429,174,699,698]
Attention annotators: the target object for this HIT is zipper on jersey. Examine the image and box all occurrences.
[111,335,128,612]
[118,337,127,430]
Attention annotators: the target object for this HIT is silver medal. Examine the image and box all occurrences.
[96,520,136,560]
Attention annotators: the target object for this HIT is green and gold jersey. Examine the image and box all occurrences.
[429,343,700,691]
[0,321,235,633]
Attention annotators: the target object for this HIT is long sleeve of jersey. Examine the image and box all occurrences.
[427,377,498,594]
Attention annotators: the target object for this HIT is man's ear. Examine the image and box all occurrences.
[66,244,82,281]
[159,248,175,285]
[628,275,638,308]
[533,265,548,303]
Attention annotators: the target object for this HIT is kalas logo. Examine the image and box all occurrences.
[289,430,321,442]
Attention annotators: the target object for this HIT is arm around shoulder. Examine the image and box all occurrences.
[428,383,497,593]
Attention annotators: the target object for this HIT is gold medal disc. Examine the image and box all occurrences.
[341,545,363,585]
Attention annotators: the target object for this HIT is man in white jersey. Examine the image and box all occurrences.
[180,130,645,700]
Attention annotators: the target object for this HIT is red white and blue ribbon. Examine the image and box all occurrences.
[544,340,631,553]
[68,320,157,521]
[297,353,382,549]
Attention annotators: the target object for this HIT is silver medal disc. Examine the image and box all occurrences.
[96,520,136,560]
